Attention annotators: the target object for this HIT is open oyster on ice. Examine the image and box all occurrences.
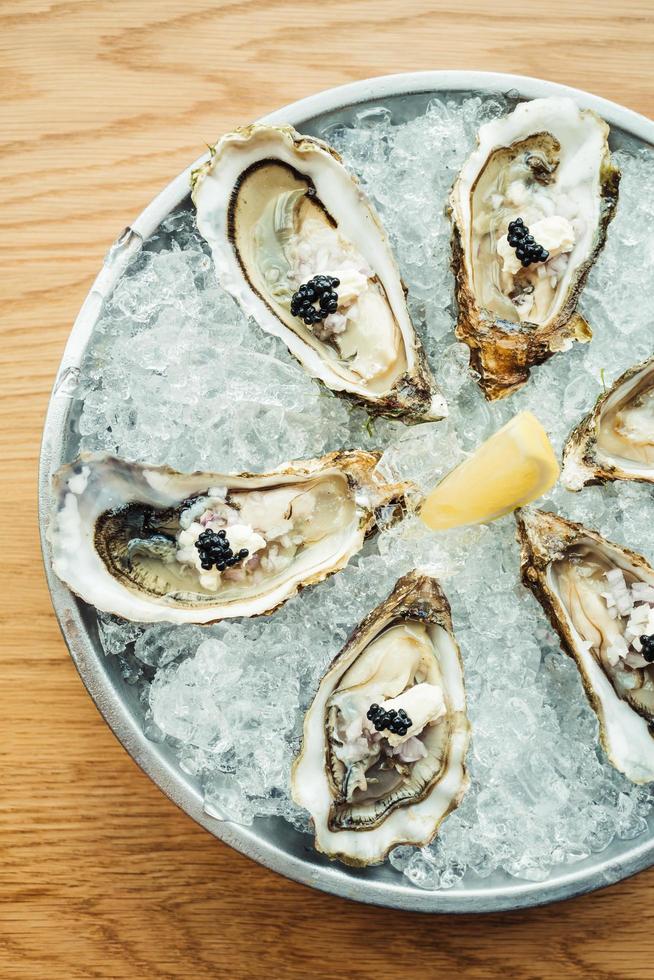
[563,356,654,490]
[191,124,446,423]
[450,97,619,400]
[517,508,654,783]
[291,570,470,866]
[48,451,410,625]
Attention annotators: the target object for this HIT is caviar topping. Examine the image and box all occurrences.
[195,528,249,572]
[507,218,550,267]
[290,275,340,326]
[640,634,654,663]
[366,702,412,736]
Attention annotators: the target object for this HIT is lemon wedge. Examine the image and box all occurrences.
[420,411,559,531]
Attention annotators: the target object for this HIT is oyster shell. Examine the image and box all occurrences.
[450,97,620,400]
[191,124,446,423]
[516,507,654,783]
[562,356,654,490]
[291,570,470,866]
[48,451,409,625]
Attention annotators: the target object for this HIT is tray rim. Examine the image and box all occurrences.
[39,70,654,913]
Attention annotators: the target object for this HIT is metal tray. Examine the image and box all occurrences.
[39,71,654,912]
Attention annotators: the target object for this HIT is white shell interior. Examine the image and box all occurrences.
[546,546,654,783]
[193,125,445,418]
[451,97,608,326]
[594,362,654,475]
[293,613,468,864]
[49,454,384,624]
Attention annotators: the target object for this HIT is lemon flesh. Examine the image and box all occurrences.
[420,411,560,531]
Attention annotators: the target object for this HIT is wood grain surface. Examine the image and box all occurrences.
[2,1,654,977]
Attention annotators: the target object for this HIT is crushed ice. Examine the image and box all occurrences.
[80,94,654,889]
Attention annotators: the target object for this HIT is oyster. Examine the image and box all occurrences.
[517,507,654,783]
[562,356,654,490]
[48,451,409,624]
[191,124,446,423]
[291,570,470,866]
[450,97,620,400]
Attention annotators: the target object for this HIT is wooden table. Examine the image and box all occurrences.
[2,2,654,977]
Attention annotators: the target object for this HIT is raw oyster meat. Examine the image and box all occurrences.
[291,570,470,865]
[191,124,446,423]
[562,356,654,490]
[48,451,410,624]
[517,507,654,783]
[450,97,620,400]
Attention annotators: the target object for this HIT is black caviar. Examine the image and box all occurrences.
[195,528,249,572]
[507,218,549,268]
[290,275,340,326]
[640,634,654,664]
[366,702,412,737]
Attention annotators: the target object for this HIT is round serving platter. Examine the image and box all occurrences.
[39,71,654,913]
